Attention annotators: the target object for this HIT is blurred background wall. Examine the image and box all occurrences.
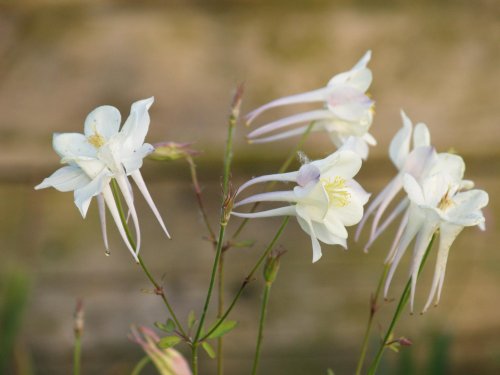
[0,0,498,374]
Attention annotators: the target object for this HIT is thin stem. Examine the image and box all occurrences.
[217,253,225,375]
[110,180,187,339]
[73,333,81,375]
[367,235,437,375]
[191,344,199,375]
[355,263,390,375]
[230,121,314,241]
[187,155,216,241]
[251,282,272,375]
[201,217,289,342]
[131,356,151,375]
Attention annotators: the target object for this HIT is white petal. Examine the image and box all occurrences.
[231,205,297,219]
[322,210,349,238]
[74,170,110,218]
[352,50,372,71]
[403,174,425,205]
[314,150,362,180]
[446,189,488,227]
[84,105,121,141]
[339,136,370,160]
[121,143,154,174]
[412,123,430,149]
[389,111,412,169]
[120,97,154,151]
[327,87,373,122]
[409,221,438,312]
[53,133,96,159]
[35,165,90,192]
[234,190,299,207]
[429,153,465,182]
[236,171,298,195]
[369,176,404,240]
[130,170,170,239]
[310,221,347,247]
[249,125,314,144]
[116,174,141,253]
[383,208,410,258]
[296,164,321,187]
[102,185,139,262]
[246,87,330,124]
[296,215,323,263]
[97,194,109,250]
[247,110,332,139]
[422,223,463,312]
[402,146,436,177]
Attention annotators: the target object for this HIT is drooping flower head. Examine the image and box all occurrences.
[232,149,370,262]
[35,97,169,261]
[246,51,376,159]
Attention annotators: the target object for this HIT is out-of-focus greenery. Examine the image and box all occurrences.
[0,270,32,375]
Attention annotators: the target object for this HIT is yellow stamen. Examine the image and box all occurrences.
[438,190,454,211]
[321,176,351,207]
[88,133,105,148]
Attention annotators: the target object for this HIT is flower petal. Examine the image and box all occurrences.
[246,87,330,124]
[236,171,298,195]
[234,190,299,208]
[389,111,412,169]
[120,97,155,151]
[97,194,109,251]
[313,150,362,180]
[116,174,142,253]
[53,133,96,159]
[248,125,314,144]
[74,169,110,218]
[231,206,297,219]
[247,109,332,139]
[84,105,121,141]
[412,123,430,149]
[403,174,425,205]
[35,165,90,192]
[296,215,323,263]
[130,170,170,239]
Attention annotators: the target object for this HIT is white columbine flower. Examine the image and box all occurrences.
[384,167,488,313]
[232,150,370,262]
[35,97,169,261]
[355,111,438,252]
[245,51,376,159]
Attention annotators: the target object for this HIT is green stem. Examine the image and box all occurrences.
[73,333,81,375]
[110,180,187,339]
[201,217,289,342]
[367,235,437,375]
[355,263,390,375]
[191,343,199,375]
[251,282,272,375]
[131,356,151,375]
[217,253,225,375]
[230,121,314,241]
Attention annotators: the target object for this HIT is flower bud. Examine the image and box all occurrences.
[263,248,286,284]
[149,142,200,162]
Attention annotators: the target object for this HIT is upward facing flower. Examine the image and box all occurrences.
[35,97,169,261]
[232,150,370,262]
[246,51,376,159]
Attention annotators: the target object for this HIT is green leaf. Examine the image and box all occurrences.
[154,321,169,332]
[201,342,216,359]
[158,335,182,348]
[207,320,237,339]
[326,369,335,375]
[165,318,176,333]
[232,239,255,248]
[188,310,197,329]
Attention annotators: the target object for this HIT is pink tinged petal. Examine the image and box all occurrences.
[84,105,121,140]
[74,170,110,218]
[355,176,399,241]
[248,125,314,144]
[327,88,374,122]
[422,223,463,312]
[236,171,298,195]
[231,205,297,219]
[389,111,413,169]
[403,146,437,177]
[35,165,90,191]
[116,174,141,254]
[234,190,299,208]
[53,133,96,159]
[246,87,331,124]
[339,136,370,160]
[384,208,410,258]
[363,198,409,253]
[247,110,332,139]
[130,170,170,239]
[327,50,372,89]
[97,194,109,251]
[384,206,425,298]
[412,123,430,149]
[409,221,438,312]
[370,176,405,241]
[296,164,321,187]
[102,185,139,262]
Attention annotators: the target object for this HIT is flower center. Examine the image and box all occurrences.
[321,176,351,207]
[88,133,106,148]
[437,190,455,211]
